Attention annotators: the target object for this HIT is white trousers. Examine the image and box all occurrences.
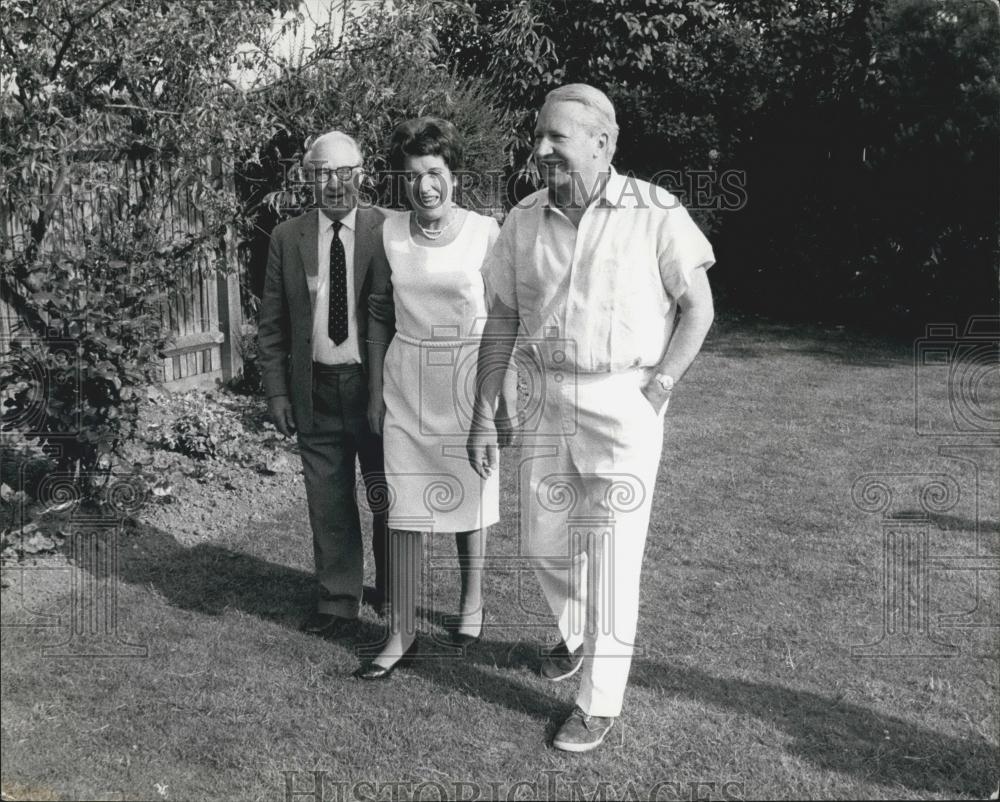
[524,368,665,717]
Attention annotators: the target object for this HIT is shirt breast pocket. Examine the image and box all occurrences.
[611,246,668,365]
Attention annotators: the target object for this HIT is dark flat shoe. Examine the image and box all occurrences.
[451,632,480,648]
[300,612,354,638]
[352,639,419,680]
[449,607,484,648]
[362,586,386,617]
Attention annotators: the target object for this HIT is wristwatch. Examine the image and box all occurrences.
[654,373,675,394]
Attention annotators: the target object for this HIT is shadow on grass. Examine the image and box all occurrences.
[626,661,998,798]
[82,522,572,734]
[923,512,1000,534]
[112,525,313,629]
[67,524,997,797]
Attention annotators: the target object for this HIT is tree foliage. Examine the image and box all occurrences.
[3,0,994,498]
[436,0,999,327]
[0,0,513,489]
[438,0,734,217]
[230,0,514,296]
[1,0,292,487]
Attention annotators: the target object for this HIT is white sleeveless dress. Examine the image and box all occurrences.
[381,210,501,532]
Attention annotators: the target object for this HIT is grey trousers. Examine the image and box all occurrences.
[298,363,388,618]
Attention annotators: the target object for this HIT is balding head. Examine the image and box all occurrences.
[303,130,364,220]
[303,130,363,168]
[543,84,619,161]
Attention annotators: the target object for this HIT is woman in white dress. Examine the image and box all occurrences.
[354,117,516,679]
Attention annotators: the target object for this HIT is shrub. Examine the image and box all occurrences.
[235,0,515,298]
[0,0,288,494]
[1,0,516,499]
[0,214,205,489]
[158,410,218,460]
[227,324,264,397]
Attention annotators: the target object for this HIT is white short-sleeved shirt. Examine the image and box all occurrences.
[482,170,714,373]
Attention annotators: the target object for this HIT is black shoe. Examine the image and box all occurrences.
[300,612,354,638]
[362,586,386,617]
[541,641,584,681]
[449,607,485,648]
[352,639,420,680]
[451,631,481,648]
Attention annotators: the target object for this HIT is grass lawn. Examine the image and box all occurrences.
[2,316,997,801]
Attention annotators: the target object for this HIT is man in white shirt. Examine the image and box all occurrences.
[468,85,716,752]
[258,132,390,635]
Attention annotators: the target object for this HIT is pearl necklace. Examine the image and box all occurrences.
[414,209,455,240]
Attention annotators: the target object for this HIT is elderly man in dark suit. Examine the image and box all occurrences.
[258,130,389,635]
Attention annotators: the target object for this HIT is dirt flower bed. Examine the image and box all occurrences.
[129,388,305,545]
[1,387,305,562]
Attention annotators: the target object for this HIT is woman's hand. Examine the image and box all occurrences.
[494,395,519,448]
[467,411,498,479]
[368,392,386,436]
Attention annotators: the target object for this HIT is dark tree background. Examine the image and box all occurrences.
[435,0,1000,332]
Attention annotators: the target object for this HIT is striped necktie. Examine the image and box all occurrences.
[328,220,348,345]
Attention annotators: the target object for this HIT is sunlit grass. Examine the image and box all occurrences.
[2,317,997,801]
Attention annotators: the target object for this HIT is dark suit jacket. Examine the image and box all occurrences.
[257,205,391,434]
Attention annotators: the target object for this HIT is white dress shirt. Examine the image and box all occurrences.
[482,170,715,373]
[309,207,362,365]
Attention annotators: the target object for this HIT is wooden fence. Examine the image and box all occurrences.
[1,153,243,392]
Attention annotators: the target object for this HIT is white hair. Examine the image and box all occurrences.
[302,130,363,167]
[544,84,619,159]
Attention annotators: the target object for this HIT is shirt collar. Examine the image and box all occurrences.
[318,206,357,231]
[598,168,633,209]
[542,167,635,212]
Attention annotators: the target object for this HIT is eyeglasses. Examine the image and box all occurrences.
[309,164,362,182]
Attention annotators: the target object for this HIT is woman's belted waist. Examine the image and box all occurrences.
[393,331,474,348]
